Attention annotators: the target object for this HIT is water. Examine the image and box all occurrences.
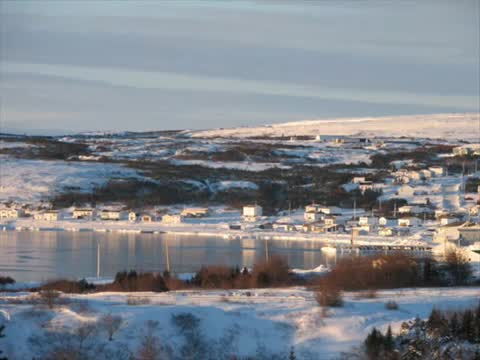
[0,231,338,282]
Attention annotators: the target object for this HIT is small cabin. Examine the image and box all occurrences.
[140,214,153,223]
[0,208,20,219]
[428,166,444,176]
[72,208,94,219]
[34,210,59,221]
[181,208,209,218]
[398,217,420,227]
[162,214,183,224]
[128,212,137,222]
[100,210,121,221]
[243,205,263,221]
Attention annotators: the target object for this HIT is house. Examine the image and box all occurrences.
[34,210,60,221]
[358,216,379,226]
[378,227,394,236]
[439,215,463,226]
[140,214,153,223]
[428,166,444,176]
[128,212,137,222]
[407,171,421,181]
[397,185,415,198]
[162,214,183,224]
[181,207,209,218]
[304,211,321,222]
[100,210,121,221]
[453,144,480,157]
[72,208,94,219]
[398,205,413,214]
[379,217,397,227]
[352,177,366,184]
[324,215,336,226]
[358,181,374,194]
[398,217,420,227]
[458,223,480,244]
[243,205,263,221]
[0,207,20,219]
[419,169,432,180]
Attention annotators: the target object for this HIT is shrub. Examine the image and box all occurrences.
[385,301,399,310]
[315,284,344,307]
[100,313,123,341]
[41,279,95,293]
[126,295,151,306]
[39,289,61,309]
[251,256,290,287]
[103,271,168,292]
[443,248,472,285]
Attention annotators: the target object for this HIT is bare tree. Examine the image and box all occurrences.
[39,289,61,309]
[100,313,123,341]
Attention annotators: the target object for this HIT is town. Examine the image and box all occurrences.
[1,137,479,261]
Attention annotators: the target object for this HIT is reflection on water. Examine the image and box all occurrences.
[0,231,337,282]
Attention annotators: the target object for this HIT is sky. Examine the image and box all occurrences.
[1,0,479,134]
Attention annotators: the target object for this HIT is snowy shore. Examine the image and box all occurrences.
[3,217,431,248]
[1,286,479,359]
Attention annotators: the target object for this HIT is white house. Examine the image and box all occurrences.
[428,166,444,176]
[34,210,60,221]
[439,215,463,226]
[398,205,413,214]
[398,217,420,227]
[100,210,121,221]
[378,227,394,236]
[72,208,94,219]
[0,207,20,219]
[181,207,209,218]
[352,177,366,184]
[128,211,137,222]
[162,214,184,224]
[419,169,432,180]
[243,205,263,221]
[407,171,421,181]
[397,185,415,198]
[304,211,321,222]
[358,216,379,226]
[358,181,374,194]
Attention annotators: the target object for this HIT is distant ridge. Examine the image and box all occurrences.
[188,113,480,141]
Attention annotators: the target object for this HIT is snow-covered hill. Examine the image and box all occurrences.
[189,113,480,140]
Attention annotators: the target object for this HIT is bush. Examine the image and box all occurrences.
[385,301,399,310]
[126,295,151,306]
[443,248,472,285]
[39,289,61,309]
[315,284,344,307]
[41,279,95,293]
[102,271,168,292]
[100,313,123,341]
[315,253,441,292]
[251,256,290,287]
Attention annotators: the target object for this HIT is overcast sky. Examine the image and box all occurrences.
[1,1,479,134]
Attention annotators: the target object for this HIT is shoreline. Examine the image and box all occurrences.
[1,218,432,248]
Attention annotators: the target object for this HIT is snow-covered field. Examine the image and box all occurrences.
[1,287,478,359]
[0,156,146,204]
[190,113,480,140]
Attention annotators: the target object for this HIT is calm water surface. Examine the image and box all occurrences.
[0,231,338,282]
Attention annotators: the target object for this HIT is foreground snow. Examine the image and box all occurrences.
[1,287,478,359]
[190,113,480,140]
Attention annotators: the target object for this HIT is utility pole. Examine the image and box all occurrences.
[393,201,397,218]
[164,238,170,273]
[265,239,269,262]
[353,198,357,221]
[96,238,101,278]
